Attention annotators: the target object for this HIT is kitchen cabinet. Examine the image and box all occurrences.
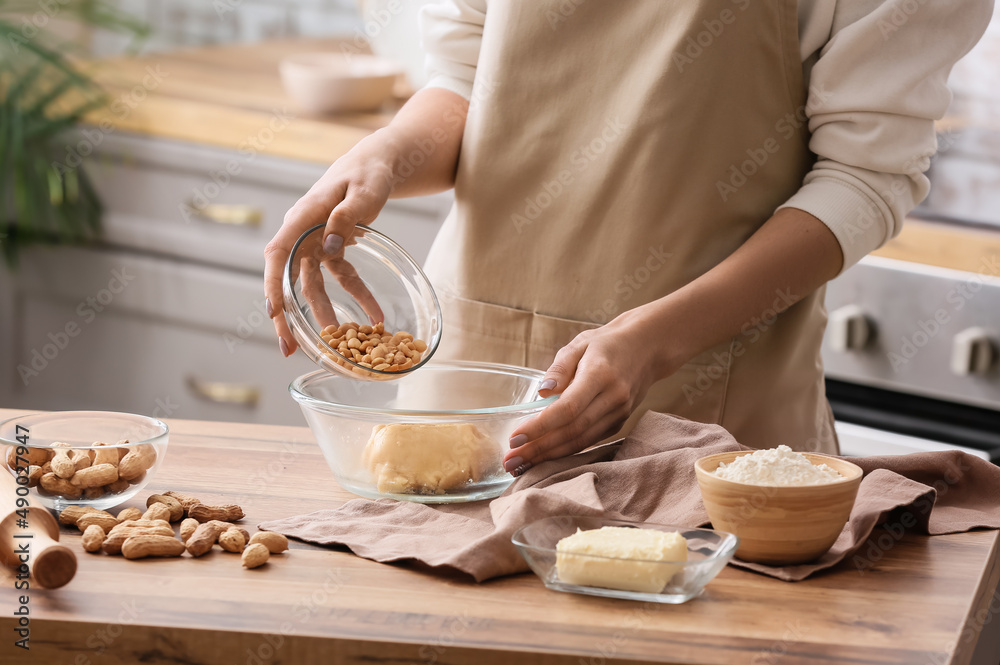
[0,132,451,424]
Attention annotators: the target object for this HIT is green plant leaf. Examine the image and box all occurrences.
[0,0,146,267]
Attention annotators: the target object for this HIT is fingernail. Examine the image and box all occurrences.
[513,462,533,477]
[265,298,274,318]
[279,337,290,357]
[324,234,344,254]
[504,456,524,473]
[509,434,528,448]
[368,313,377,325]
[539,379,556,392]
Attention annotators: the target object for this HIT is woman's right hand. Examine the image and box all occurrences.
[264,131,397,357]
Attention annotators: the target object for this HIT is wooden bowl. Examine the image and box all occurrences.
[694,451,863,565]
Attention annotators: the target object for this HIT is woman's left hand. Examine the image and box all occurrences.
[502,310,669,476]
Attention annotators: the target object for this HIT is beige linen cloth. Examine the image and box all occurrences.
[260,412,1000,582]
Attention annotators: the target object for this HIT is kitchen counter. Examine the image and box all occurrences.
[2,407,999,665]
[84,40,1000,277]
[85,38,398,166]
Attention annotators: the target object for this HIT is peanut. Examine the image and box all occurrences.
[83,487,106,500]
[5,445,50,470]
[218,527,246,553]
[81,525,106,553]
[146,494,184,522]
[26,465,43,488]
[92,442,120,467]
[118,444,157,481]
[112,519,172,530]
[162,491,202,517]
[58,505,98,526]
[249,531,289,554]
[117,507,143,522]
[188,503,244,523]
[179,518,199,543]
[319,321,428,374]
[70,450,92,472]
[40,473,81,498]
[76,511,120,533]
[50,444,76,479]
[105,478,131,494]
[121,534,185,560]
[241,543,269,569]
[186,521,227,557]
[70,463,118,489]
[102,521,173,554]
[142,503,172,522]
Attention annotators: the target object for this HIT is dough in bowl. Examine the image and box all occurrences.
[362,423,501,494]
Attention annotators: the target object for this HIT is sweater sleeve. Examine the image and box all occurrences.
[419,0,487,101]
[779,0,994,272]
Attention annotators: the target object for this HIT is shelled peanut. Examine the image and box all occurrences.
[319,321,427,373]
[58,492,287,571]
[3,439,158,500]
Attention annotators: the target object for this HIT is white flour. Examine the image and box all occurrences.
[712,445,842,486]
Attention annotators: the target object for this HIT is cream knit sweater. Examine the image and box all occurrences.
[420,0,994,271]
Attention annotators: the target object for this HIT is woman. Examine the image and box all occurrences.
[265,0,991,475]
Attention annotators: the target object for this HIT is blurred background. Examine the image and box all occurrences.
[0,2,998,464]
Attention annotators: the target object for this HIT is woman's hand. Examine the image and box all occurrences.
[265,88,468,357]
[264,133,396,356]
[503,310,671,476]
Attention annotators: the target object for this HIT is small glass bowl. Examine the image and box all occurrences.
[0,411,168,512]
[283,222,442,381]
[512,516,738,604]
[290,361,556,503]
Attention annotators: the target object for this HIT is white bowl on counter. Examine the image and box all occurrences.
[279,53,403,114]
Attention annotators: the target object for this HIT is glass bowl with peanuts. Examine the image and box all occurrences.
[0,411,168,511]
[282,223,442,381]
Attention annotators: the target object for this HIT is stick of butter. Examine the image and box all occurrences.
[555,527,688,593]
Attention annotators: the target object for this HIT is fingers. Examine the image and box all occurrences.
[300,257,339,330]
[273,310,298,357]
[503,397,627,475]
[323,184,384,256]
[324,258,386,326]
[265,181,347,354]
[507,366,604,452]
[538,340,588,396]
[264,240,293,355]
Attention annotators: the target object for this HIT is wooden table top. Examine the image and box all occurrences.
[2,408,998,665]
[83,38,397,167]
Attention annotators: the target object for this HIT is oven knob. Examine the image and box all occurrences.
[828,305,875,351]
[950,327,997,376]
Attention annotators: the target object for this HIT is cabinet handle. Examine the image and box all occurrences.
[186,200,263,228]
[186,376,261,407]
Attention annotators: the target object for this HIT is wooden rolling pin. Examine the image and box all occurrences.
[0,467,77,589]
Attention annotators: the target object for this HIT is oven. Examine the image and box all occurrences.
[824,256,1000,462]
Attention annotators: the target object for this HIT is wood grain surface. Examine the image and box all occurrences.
[872,218,1000,276]
[1,408,998,664]
[83,38,398,166]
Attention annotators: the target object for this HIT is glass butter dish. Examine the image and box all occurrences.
[512,516,738,604]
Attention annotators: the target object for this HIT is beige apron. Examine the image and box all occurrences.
[423,0,838,453]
